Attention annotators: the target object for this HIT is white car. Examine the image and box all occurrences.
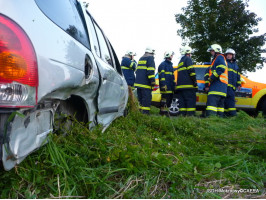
[0,0,128,170]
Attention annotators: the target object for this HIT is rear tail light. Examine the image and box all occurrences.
[0,14,38,108]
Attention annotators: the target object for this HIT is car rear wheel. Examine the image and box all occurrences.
[262,100,266,118]
[245,110,258,118]
[169,98,179,116]
[54,97,88,135]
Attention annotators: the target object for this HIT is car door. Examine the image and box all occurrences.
[81,9,127,126]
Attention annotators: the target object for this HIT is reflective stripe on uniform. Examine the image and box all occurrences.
[147,67,155,71]
[138,60,147,65]
[187,108,196,111]
[187,65,194,70]
[165,72,173,75]
[208,91,227,97]
[141,106,151,111]
[228,68,238,74]
[134,83,151,89]
[130,62,134,68]
[225,108,236,112]
[136,66,147,70]
[217,107,224,112]
[206,106,218,112]
[159,70,165,75]
[148,75,155,79]
[175,85,194,89]
[161,91,173,94]
[180,108,187,111]
[178,67,187,72]
[220,77,228,83]
[160,78,166,81]
[205,73,209,77]
[213,70,219,77]
[217,64,227,69]
[190,72,196,76]
[178,62,184,67]
[122,66,130,70]
[228,84,236,90]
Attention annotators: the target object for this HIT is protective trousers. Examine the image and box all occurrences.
[137,88,152,114]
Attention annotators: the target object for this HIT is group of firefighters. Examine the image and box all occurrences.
[121,43,241,117]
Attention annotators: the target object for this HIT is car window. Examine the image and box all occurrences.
[195,67,206,80]
[94,23,113,67]
[35,0,90,48]
[109,42,123,75]
[85,12,100,57]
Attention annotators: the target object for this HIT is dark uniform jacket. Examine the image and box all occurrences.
[121,56,136,86]
[158,59,175,93]
[176,56,197,90]
[134,53,155,89]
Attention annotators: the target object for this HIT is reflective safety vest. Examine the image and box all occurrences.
[208,55,228,85]
[206,54,228,97]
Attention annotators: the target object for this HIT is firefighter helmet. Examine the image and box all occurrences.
[145,46,156,54]
[180,46,193,55]
[126,50,135,56]
[207,44,222,53]
[164,51,175,58]
[225,48,236,55]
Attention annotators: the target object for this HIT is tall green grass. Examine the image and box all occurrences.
[0,108,265,198]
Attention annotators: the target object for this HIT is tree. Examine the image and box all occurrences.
[175,0,266,72]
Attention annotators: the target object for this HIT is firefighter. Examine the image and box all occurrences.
[134,47,156,115]
[121,50,137,89]
[158,51,175,116]
[205,44,228,117]
[224,48,241,117]
[175,46,198,116]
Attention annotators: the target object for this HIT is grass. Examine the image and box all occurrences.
[0,105,265,198]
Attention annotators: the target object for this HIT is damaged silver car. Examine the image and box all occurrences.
[0,0,128,170]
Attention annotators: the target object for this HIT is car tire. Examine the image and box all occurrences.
[123,108,128,117]
[245,110,258,118]
[262,100,266,118]
[54,98,88,135]
[169,98,179,116]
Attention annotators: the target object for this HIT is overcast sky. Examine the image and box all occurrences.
[85,0,266,83]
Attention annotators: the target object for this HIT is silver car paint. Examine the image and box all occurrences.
[0,0,128,170]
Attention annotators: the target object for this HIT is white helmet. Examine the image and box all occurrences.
[180,46,193,55]
[126,50,135,56]
[207,44,222,53]
[145,46,156,54]
[164,51,175,58]
[225,48,236,55]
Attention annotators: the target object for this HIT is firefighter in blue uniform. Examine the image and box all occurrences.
[205,44,228,117]
[175,46,198,116]
[224,48,241,116]
[134,47,156,114]
[121,50,137,89]
[158,51,175,115]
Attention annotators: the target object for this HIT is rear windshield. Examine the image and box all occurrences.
[35,0,90,49]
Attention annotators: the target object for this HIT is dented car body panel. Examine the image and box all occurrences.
[0,0,128,170]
